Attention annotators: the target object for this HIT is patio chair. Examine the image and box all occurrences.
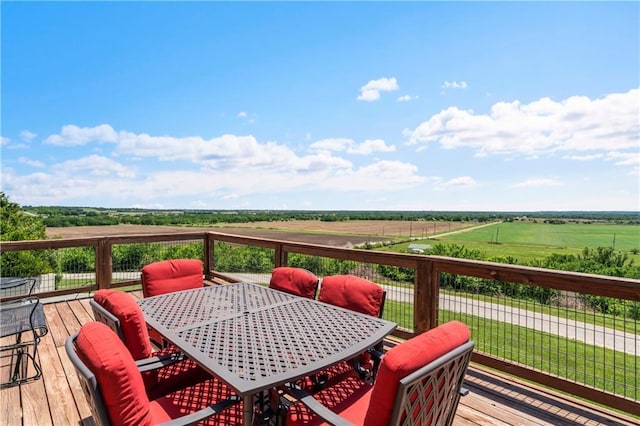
[285,321,474,426]
[141,259,204,346]
[91,289,210,400]
[0,290,49,388]
[66,321,242,426]
[269,267,319,299]
[311,275,387,386]
[141,258,204,298]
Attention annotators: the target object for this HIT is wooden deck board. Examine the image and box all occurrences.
[2,296,638,426]
[1,385,20,426]
[39,329,79,426]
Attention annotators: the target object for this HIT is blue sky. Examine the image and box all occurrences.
[1,2,638,211]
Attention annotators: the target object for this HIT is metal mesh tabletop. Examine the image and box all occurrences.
[138,282,298,331]
[138,282,396,395]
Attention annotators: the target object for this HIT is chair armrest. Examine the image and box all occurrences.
[284,386,354,426]
[158,395,241,426]
[135,352,185,373]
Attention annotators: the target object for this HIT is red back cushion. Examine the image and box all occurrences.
[363,321,471,426]
[141,259,203,297]
[93,289,153,360]
[269,267,318,299]
[318,275,384,317]
[75,321,153,425]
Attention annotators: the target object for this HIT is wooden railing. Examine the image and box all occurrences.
[1,231,639,415]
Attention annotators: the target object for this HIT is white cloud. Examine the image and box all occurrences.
[309,138,353,152]
[607,152,640,167]
[20,130,37,142]
[18,157,45,168]
[45,124,118,146]
[441,176,477,188]
[350,139,396,154]
[442,81,468,89]
[44,125,360,175]
[237,111,247,118]
[1,136,9,146]
[14,124,424,206]
[357,77,399,102]
[405,89,640,171]
[511,178,562,188]
[52,154,135,178]
[563,154,604,161]
[397,94,418,102]
[319,160,425,191]
[310,138,395,155]
[430,176,477,191]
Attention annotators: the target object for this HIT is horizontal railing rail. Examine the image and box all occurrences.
[1,230,638,415]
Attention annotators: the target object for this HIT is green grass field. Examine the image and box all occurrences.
[383,300,639,399]
[390,221,640,264]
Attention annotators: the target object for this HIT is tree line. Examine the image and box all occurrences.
[21,204,640,227]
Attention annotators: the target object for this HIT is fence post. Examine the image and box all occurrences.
[274,243,286,267]
[414,258,437,334]
[96,239,112,290]
[204,233,213,281]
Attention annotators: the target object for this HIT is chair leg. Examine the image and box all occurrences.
[11,347,25,384]
[1,334,43,388]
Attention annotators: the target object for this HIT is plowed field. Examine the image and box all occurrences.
[45,220,471,247]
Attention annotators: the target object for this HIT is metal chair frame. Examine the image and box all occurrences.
[89,299,125,340]
[65,331,240,426]
[0,279,48,388]
[285,340,474,426]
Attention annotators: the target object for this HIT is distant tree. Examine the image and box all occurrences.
[1,192,47,241]
[0,192,52,277]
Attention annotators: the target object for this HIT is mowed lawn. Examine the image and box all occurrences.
[402,221,640,264]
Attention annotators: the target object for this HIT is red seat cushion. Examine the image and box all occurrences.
[93,289,153,360]
[75,321,153,425]
[144,346,211,401]
[363,321,471,426]
[318,275,383,317]
[141,259,203,297]
[150,377,243,425]
[269,267,318,299]
[286,372,373,426]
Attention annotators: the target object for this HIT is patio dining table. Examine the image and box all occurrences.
[137,282,397,426]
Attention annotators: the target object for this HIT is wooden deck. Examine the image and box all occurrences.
[2,294,638,426]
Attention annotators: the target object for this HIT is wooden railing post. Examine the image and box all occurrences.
[95,239,112,289]
[274,243,286,267]
[414,258,437,334]
[204,233,213,281]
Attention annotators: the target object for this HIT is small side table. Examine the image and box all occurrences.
[0,297,49,388]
